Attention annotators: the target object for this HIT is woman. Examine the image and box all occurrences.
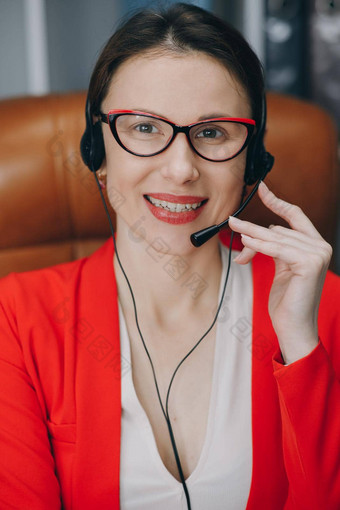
[0,3,339,509]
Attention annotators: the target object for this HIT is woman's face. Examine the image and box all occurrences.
[100,51,251,254]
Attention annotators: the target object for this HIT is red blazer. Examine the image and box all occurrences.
[0,235,340,509]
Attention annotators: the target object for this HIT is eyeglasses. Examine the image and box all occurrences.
[100,109,256,162]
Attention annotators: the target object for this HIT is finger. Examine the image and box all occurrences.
[258,181,323,240]
[267,225,332,257]
[228,217,332,260]
[229,216,319,250]
[233,245,257,264]
[239,234,331,271]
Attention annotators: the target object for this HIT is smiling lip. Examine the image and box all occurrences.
[143,193,208,225]
[145,193,207,204]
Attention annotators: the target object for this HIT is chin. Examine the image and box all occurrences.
[147,224,216,260]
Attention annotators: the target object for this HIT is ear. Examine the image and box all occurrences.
[97,157,107,177]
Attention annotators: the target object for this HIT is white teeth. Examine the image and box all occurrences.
[146,195,203,212]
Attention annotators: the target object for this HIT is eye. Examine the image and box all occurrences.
[193,124,229,146]
[134,122,160,134]
[195,126,225,139]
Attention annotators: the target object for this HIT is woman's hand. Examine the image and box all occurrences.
[228,181,333,364]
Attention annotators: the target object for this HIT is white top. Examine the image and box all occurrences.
[119,243,254,509]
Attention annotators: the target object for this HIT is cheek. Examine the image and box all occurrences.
[104,145,151,214]
[227,151,247,185]
[102,141,132,210]
[213,153,246,196]
[213,156,247,214]
[105,158,134,212]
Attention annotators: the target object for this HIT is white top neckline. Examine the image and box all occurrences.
[119,243,254,509]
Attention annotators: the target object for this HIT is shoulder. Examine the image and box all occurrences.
[0,238,118,380]
[0,239,115,318]
[0,257,85,319]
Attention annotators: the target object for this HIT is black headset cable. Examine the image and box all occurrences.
[93,170,237,510]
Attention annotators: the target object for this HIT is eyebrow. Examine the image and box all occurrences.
[133,108,233,121]
[198,113,232,121]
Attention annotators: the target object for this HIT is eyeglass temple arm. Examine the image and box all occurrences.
[99,113,108,124]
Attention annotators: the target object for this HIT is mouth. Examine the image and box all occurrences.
[143,193,208,225]
[144,194,208,212]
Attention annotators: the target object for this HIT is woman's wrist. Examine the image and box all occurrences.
[277,333,319,365]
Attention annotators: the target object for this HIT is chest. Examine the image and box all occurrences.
[126,321,217,482]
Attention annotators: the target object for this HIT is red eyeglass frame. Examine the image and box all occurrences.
[100,109,256,162]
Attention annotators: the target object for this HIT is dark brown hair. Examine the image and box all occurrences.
[88,2,264,126]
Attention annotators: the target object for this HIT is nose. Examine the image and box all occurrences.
[160,132,199,184]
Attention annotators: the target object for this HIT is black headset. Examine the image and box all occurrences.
[80,96,105,173]
[244,95,274,185]
[80,92,274,185]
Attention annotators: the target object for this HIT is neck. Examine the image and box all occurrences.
[113,225,223,328]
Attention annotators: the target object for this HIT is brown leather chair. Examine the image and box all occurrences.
[0,91,338,277]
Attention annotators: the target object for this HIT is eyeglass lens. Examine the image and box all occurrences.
[114,114,248,160]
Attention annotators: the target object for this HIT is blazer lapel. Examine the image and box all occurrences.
[72,239,121,509]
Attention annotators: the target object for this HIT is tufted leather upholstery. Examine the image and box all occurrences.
[0,91,338,277]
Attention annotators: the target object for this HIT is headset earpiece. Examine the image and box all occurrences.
[80,95,106,172]
[244,93,274,186]
[245,145,274,185]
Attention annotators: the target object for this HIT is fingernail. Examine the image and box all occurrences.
[229,215,241,223]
